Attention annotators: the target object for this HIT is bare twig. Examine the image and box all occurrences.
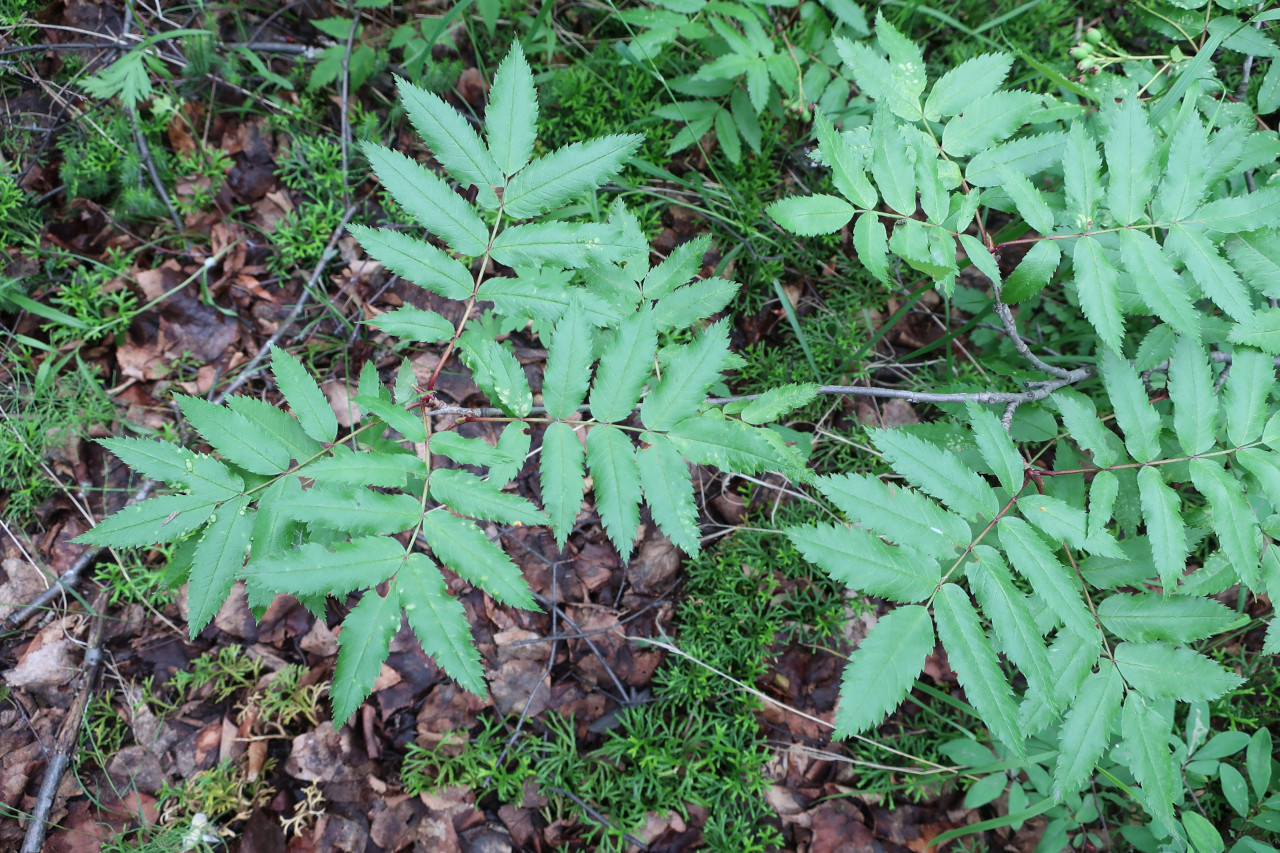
[19,593,109,853]
[993,297,1075,380]
[338,9,358,208]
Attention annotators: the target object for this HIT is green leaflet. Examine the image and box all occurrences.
[941,91,1041,158]
[275,481,422,535]
[1223,346,1274,446]
[542,298,595,419]
[870,11,925,120]
[853,212,890,285]
[1191,186,1280,237]
[1062,122,1102,228]
[715,110,741,165]
[1118,227,1200,341]
[766,194,855,236]
[1017,494,1088,550]
[186,495,253,638]
[488,423,532,487]
[1121,695,1178,834]
[641,319,730,431]
[74,493,221,548]
[1021,630,1100,733]
[431,430,517,469]
[933,583,1025,758]
[737,383,819,425]
[1166,225,1252,321]
[171,397,291,475]
[247,536,406,597]
[361,143,489,256]
[957,234,1000,288]
[636,436,700,555]
[1100,95,1156,226]
[1098,593,1236,644]
[428,468,547,526]
[813,111,876,210]
[421,511,535,610]
[1000,238,1060,305]
[1227,229,1280,299]
[966,400,1023,493]
[994,164,1054,236]
[490,222,631,269]
[486,41,536,177]
[1114,641,1244,702]
[965,131,1067,187]
[347,225,474,301]
[1072,237,1123,354]
[585,424,642,560]
[651,277,738,332]
[815,472,970,560]
[590,307,657,423]
[1228,308,1280,354]
[332,585,403,726]
[968,547,1055,702]
[785,523,939,602]
[833,604,934,738]
[1053,661,1122,800]
[1099,348,1161,463]
[1156,111,1209,223]
[399,553,486,697]
[394,77,503,209]
[1168,334,1217,455]
[224,396,323,462]
[870,109,915,215]
[1137,466,1189,594]
[478,271,617,327]
[922,52,1011,120]
[458,332,533,417]
[303,446,427,488]
[356,394,426,443]
[999,516,1099,642]
[1050,389,1122,467]
[539,421,586,548]
[271,345,338,444]
[367,307,455,343]
[502,135,643,219]
[871,428,998,521]
[664,415,782,474]
[644,235,711,300]
[1189,458,1261,589]
[1236,448,1280,511]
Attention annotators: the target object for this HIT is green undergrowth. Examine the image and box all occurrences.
[401,503,852,851]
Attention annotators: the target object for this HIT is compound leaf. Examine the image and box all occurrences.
[637,436,700,554]
[332,585,402,726]
[833,604,934,737]
[399,552,486,696]
[503,135,643,219]
[362,143,489,256]
[247,536,405,597]
[933,583,1024,757]
[486,41,537,176]
[1053,661,1122,800]
[429,468,547,526]
[395,77,503,208]
[347,225,474,301]
[187,495,253,638]
[871,428,999,521]
[421,511,536,610]
[1114,641,1244,701]
[539,421,586,547]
